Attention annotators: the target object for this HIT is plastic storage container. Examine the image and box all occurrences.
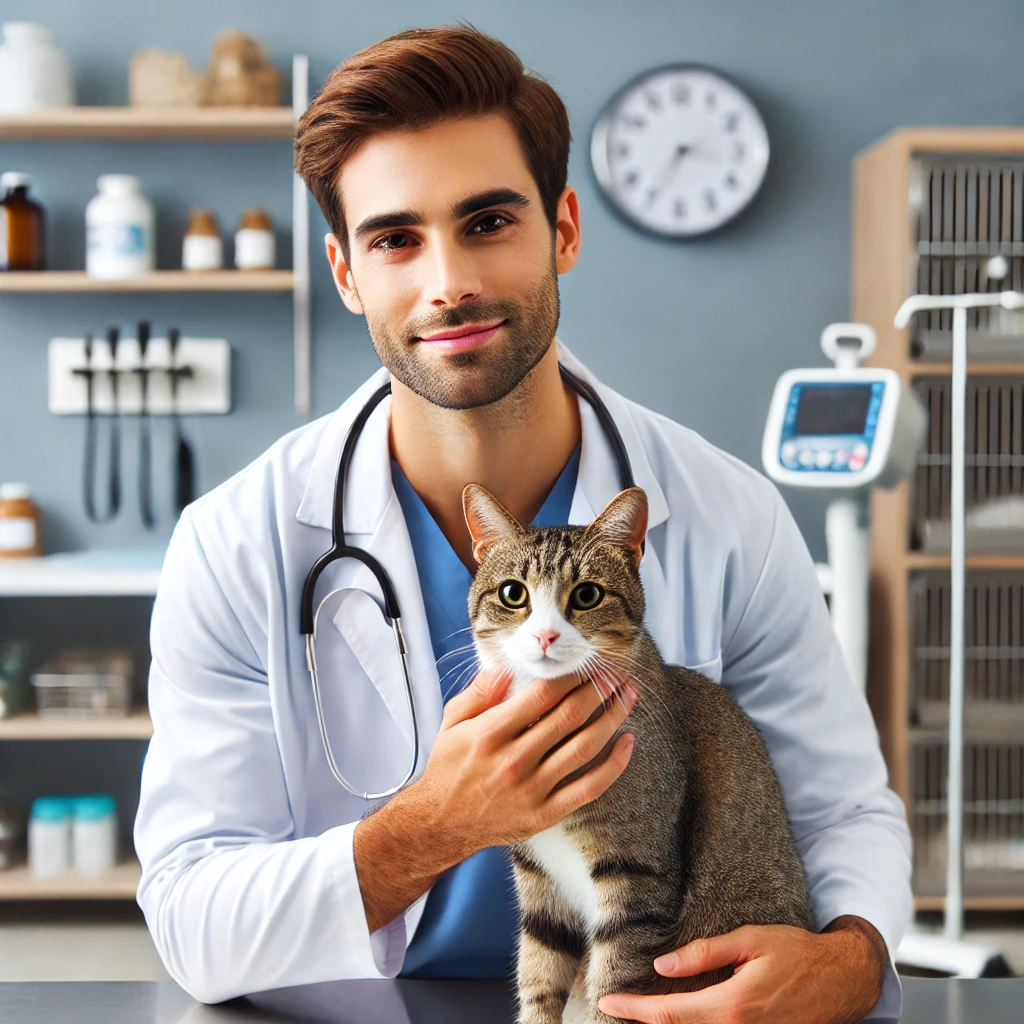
[86,175,154,279]
[28,797,72,877]
[0,172,46,270]
[182,208,223,270]
[31,650,133,717]
[0,22,74,114]
[0,482,42,557]
[72,794,117,874]
[234,208,275,270]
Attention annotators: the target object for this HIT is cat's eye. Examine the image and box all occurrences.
[569,582,605,610]
[498,580,529,608]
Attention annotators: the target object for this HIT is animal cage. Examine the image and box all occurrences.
[910,376,1024,553]
[909,571,1024,899]
[910,157,1024,361]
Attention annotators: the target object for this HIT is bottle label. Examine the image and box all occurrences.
[0,517,36,552]
[87,223,146,256]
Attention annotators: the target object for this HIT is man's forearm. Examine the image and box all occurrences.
[822,915,889,1014]
[353,781,472,934]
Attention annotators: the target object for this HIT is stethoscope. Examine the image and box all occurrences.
[300,363,637,800]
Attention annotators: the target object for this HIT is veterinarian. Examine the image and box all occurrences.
[134,26,911,1023]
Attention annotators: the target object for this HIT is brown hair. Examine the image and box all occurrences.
[293,26,571,257]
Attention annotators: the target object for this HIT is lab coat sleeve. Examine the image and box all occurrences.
[720,487,911,1020]
[134,509,407,1004]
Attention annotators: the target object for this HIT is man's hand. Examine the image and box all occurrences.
[354,667,637,933]
[598,917,889,1024]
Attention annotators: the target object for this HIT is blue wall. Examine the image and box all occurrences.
[3,0,1024,559]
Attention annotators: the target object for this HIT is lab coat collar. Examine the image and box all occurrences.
[294,340,670,535]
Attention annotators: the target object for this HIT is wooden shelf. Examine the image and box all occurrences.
[0,270,294,293]
[905,553,1024,570]
[0,548,164,597]
[0,859,141,900]
[0,709,152,741]
[910,362,1024,376]
[915,894,1024,912]
[0,106,294,140]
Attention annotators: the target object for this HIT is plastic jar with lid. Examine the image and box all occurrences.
[72,794,117,875]
[0,172,45,270]
[28,796,72,877]
[85,174,154,279]
[0,482,41,558]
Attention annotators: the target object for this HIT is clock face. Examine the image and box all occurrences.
[591,65,770,238]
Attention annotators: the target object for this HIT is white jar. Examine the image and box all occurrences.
[0,23,75,114]
[28,796,72,877]
[72,794,117,875]
[86,175,155,279]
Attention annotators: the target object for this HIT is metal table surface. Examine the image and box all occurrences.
[0,977,1020,1023]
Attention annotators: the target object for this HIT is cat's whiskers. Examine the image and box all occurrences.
[435,642,479,666]
[593,648,677,729]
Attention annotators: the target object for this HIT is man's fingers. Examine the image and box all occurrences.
[441,668,511,726]
[544,731,634,819]
[597,990,722,1023]
[487,673,584,739]
[654,927,756,977]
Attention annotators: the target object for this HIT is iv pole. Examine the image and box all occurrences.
[892,284,1021,977]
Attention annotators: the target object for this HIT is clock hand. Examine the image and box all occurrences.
[648,143,692,201]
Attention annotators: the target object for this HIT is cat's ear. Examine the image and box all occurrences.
[584,487,648,568]
[462,484,526,563]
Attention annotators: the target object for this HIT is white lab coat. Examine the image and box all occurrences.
[134,342,910,1018]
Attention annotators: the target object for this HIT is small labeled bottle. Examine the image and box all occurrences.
[85,174,155,279]
[234,208,275,270]
[0,483,42,558]
[72,794,117,875]
[0,171,46,271]
[28,797,72,878]
[182,208,223,271]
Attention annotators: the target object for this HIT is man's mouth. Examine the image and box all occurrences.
[415,320,507,352]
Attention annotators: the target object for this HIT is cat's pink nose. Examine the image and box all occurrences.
[534,629,560,653]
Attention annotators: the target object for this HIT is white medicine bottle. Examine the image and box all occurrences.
[28,796,72,877]
[85,174,154,279]
[72,794,117,875]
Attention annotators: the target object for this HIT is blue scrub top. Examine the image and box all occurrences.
[391,447,581,979]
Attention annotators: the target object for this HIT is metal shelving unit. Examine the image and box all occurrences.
[853,127,1024,910]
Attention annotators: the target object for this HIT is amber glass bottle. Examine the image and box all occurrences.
[0,172,46,271]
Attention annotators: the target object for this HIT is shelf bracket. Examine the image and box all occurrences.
[292,54,312,414]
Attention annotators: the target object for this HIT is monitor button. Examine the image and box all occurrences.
[798,450,816,468]
[815,450,833,469]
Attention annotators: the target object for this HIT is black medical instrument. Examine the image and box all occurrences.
[167,328,196,512]
[299,363,636,800]
[135,320,156,529]
[75,329,121,523]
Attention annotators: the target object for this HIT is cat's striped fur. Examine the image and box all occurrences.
[463,484,814,1024]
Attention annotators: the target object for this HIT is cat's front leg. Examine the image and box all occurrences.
[511,846,585,1024]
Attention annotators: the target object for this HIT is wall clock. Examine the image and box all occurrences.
[591,64,770,239]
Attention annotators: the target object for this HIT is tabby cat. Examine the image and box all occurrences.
[462,483,814,1024]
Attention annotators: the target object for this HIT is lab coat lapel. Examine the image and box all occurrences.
[342,498,442,764]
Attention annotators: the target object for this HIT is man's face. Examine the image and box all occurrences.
[328,115,578,410]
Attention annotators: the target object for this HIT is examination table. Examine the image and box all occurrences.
[0,976,1021,1022]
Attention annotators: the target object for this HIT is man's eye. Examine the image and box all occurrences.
[373,233,410,250]
[470,214,509,235]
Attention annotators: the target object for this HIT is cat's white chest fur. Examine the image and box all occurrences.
[524,824,600,932]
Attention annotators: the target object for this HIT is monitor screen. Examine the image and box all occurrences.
[794,385,873,437]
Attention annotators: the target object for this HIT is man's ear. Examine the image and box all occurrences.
[325,232,363,315]
[463,484,525,564]
[583,487,648,569]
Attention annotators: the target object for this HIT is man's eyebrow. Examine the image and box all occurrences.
[352,188,531,243]
[353,209,423,241]
[451,188,531,220]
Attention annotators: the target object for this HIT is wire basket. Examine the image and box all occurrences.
[31,651,134,718]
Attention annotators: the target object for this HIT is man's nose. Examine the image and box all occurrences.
[424,235,483,307]
[533,629,560,653]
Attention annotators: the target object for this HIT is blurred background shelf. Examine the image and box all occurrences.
[0,860,141,900]
[0,548,164,597]
[0,709,152,741]
[0,270,294,292]
[0,105,294,140]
